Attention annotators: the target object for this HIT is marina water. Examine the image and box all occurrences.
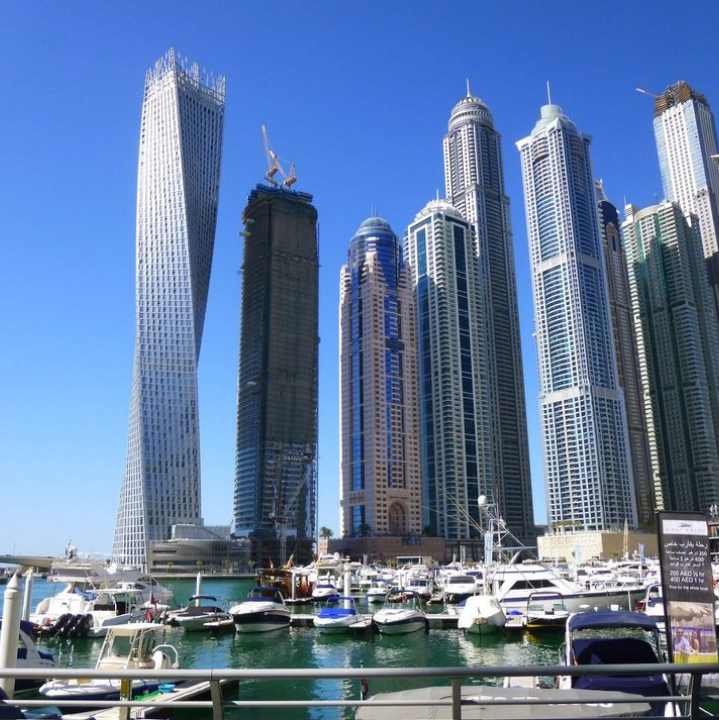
[23,576,563,719]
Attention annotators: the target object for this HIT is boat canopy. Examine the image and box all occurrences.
[568,611,660,633]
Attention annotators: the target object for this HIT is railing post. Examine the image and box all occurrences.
[118,678,131,720]
[451,677,462,720]
[209,678,225,720]
[689,670,702,720]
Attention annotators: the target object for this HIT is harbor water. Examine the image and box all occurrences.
[22,576,564,719]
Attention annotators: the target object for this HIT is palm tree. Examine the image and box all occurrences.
[319,526,334,540]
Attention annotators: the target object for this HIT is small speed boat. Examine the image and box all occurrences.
[229,586,291,633]
[313,595,361,634]
[165,595,232,632]
[457,594,506,635]
[559,610,671,715]
[523,592,569,631]
[0,619,56,694]
[372,590,426,635]
[39,623,179,712]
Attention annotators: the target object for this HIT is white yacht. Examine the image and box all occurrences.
[372,591,426,635]
[230,586,292,633]
[487,562,646,614]
[456,594,506,635]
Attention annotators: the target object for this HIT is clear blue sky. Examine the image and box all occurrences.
[2,1,717,556]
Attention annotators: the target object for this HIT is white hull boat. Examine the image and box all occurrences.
[230,587,292,633]
[1,619,56,694]
[313,596,361,634]
[39,622,179,712]
[373,591,426,635]
[166,595,233,632]
[457,594,506,635]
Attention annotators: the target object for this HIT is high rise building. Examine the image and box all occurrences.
[113,50,225,567]
[443,90,535,542]
[339,217,421,539]
[623,201,719,513]
[233,184,319,566]
[517,103,637,532]
[596,182,655,528]
[405,200,490,540]
[653,81,719,316]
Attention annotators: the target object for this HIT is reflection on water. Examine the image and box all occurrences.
[24,578,564,720]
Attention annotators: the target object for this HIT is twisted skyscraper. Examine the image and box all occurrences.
[113,50,225,567]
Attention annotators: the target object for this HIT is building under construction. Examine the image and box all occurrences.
[232,179,319,568]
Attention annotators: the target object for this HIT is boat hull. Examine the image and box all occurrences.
[40,679,160,713]
[233,608,291,633]
[374,615,426,635]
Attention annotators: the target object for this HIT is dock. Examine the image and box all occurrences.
[289,612,459,630]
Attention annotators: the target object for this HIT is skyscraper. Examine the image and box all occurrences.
[517,103,637,532]
[405,200,490,540]
[623,201,719,513]
[233,184,319,566]
[443,90,535,542]
[113,50,225,567]
[653,81,719,316]
[339,217,421,539]
[596,182,655,528]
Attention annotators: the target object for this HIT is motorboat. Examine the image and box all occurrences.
[313,595,362,634]
[456,594,506,635]
[31,560,172,637]
[440,573,481,604]
[39,623,179,712]
[311,574,340,601]
[401,575,435,601]
[85,587,164,637]
[165,595,233,632]
[0,619,56,694]
[636,583,665,629]
[229,586,292,633]
[486,563,646,614]
[559,610,671,715]
[365,581,390,605]
[523,592,569,631]
[372,590,426,635]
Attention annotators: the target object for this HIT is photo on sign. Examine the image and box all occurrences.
[667,600,718,663]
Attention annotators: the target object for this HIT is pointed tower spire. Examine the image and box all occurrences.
[546,81,552,105]
[466,78,471,97]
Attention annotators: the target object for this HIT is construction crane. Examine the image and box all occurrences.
[261,125,297,189]
[635,87,658,99]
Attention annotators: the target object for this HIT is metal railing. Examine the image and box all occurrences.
[3,661,719,719]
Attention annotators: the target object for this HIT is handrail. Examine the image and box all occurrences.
[3,661,718,718]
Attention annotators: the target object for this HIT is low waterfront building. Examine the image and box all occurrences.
[148,524,251,575]
[537,530,658,564]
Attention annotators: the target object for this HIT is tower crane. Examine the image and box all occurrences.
[261,125,297,189]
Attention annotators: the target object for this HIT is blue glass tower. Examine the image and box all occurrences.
[339,217,421,538]
[405,200,489,540]
[517,104,637,532]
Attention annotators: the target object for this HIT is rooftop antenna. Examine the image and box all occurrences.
[546,81,552,105]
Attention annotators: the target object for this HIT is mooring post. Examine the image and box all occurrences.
[21,569,34,622]
[0,573,22,699]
